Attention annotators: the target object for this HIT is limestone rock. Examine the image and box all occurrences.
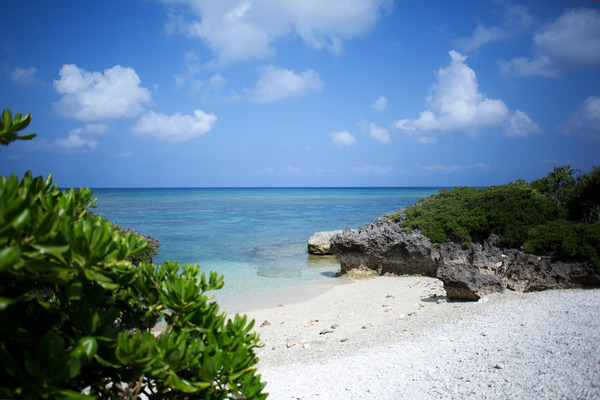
[329,211,439,276]
[327,210,600,301]
[308,230,345,255]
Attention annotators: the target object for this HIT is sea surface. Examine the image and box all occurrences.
[91,187,442,312]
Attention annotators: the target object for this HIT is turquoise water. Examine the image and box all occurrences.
[91,187,442,311]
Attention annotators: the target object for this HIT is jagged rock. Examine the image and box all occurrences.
[330,211,439,276]
[328,210,600,300]
[308,230,344,255]
[437,262,506,301]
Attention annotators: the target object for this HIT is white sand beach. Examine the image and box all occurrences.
[243,276,600,399]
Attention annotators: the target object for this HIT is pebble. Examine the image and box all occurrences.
[260,320,271,327]
[494,363,505,369]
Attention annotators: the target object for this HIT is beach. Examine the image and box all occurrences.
[243,276,600,399]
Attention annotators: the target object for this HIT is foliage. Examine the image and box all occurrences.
[567,166,600,223]
[393,183,562,247]
[391,166,599,269]
[523,220,600,268]
[1,109,36,147]
[0,110,266,399]
[529,165,579,207]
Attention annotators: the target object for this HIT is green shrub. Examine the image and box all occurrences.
[394,182,562,247]
[523,220,600,268]
[391,166,599,270]
[1,109,36,147]
[567,166,600,223]
[0,110,266,399]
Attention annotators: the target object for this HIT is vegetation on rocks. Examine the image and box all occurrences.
[392,166,600,269]
[0,110,266,399]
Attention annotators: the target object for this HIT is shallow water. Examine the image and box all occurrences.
[91,187,442,311]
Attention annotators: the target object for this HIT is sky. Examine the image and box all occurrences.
[1,0,599,188]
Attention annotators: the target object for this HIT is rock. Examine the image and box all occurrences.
[308,230,345,255]
[329,212,439,276]
[328,211,600,301]
[260,320,271,327]
[494,363,505,369]
[437,262,506,301]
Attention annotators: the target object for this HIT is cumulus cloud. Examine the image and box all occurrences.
[371,96,388,112]
[394,50,539,143]
[54,123,108,152]
[501,8,600,76]
[11,67,39,85]
[368,123,391,143]
[564,96,600,140]
[331,131,357,146]
[53,64,152,121]
[162,0,392,64]
[132,109,217,142]
[251,66,322,103]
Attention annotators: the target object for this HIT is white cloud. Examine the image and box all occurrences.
[11,67,38,85]
[132,109,217,142]
[418,164,463,173]
[506,109,541,137]
[331,131,357,146]
[352,163,406,175]
[368,123,391,144]
[162,0,392,64]
[54,123,108,152]
[53,64,152,121]
[458,1,533,52]
[394,50,539,143]
[501,8,600,76]
[251,66,322,103]
[286,165,309,174]
[418,162,491,173]
[564,96,600,140]
[371,96,388,112]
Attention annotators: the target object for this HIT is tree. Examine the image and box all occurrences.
[0,109,267,399]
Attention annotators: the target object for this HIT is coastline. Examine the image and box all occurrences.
[243,276,600,399]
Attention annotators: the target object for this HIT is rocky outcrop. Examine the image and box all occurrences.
[329,210,600,300]
[329,212,438,277]
[308,230,344,255]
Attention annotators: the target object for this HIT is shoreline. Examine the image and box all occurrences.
[243,276,600,399]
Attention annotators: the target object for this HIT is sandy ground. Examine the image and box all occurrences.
[242,276,600,399]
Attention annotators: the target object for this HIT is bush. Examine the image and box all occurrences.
[394,182,563,247]
[523,220,600,268]
[391,166,599,270]
[0,110,266,399]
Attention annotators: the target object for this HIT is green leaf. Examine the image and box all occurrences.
[83,269,118,290]
[0,245,20,271]
[0,296,16,310]
[51,388,96,400]
[71,336,98,364]
[31,243,70,256]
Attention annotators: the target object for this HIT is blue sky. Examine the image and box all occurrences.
[1,0,599,188]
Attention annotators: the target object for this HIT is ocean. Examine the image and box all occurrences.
[91,187,442,312]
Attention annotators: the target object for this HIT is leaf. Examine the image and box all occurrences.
[51,388,97,400]
[83,269,118,290]
[71,336,98,364]
[31,243,70,256]
[0,296,16,311]
[0,245,20,271]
